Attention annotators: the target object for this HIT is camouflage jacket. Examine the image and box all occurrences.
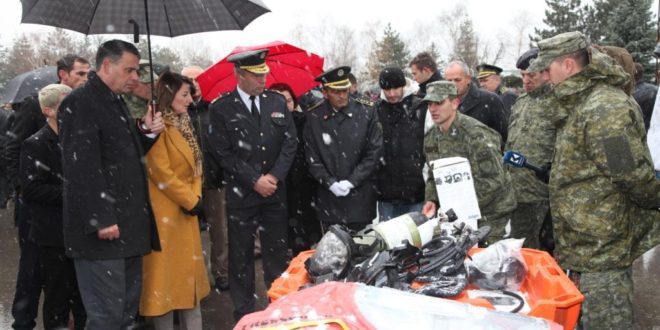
[505,84,555,204]
[124,94,148,118]
[424,113,516,223]
[549,49,660,272]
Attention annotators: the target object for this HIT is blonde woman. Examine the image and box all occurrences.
[140,71,209,329]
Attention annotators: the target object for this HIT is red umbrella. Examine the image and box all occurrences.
[198,41,324,102]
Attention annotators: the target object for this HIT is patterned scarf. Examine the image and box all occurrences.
[162,109,203,177]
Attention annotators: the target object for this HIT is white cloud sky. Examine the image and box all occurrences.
[0,0,657,69]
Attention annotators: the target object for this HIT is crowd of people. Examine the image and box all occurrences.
[1,29,660,330]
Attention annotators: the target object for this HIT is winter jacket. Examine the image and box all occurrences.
[548,48,660,272]
[459,83,508,144]
[304,98,383,224]
[376,82,426,204]
[58,71,160,259]
[140,123,210,316]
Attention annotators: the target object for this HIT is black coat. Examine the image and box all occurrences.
[416,71,443,98]
[0,109,14,207]
[206,89,297,207]
[376,94,426,204]
[496,84,518,122]
[190,99,223,190]
[304,98,383,224]
[286,111,321,251]
[633,80,658,131]
[459,83,508,143]
[58,71,160,259]
[6,96,45,191]
[19,125,64,247]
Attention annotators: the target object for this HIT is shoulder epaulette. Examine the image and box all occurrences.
[211,91,232,104]
[307,100,325,111]
[354,96,374,107]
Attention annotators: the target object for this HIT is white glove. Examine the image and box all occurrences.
[338,180,354,192]
[329,182,350,197]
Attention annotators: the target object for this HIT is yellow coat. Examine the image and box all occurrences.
[140,124,210,316]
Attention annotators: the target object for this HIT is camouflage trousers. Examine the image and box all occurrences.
[509,201,549,249]
[578,267,633,330]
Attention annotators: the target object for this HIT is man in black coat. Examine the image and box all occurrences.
[445,60,508,144]
[409,51,443,98]
[58,40,164,330]
[20,84,86,330]
[304,66,383,230]
[375,67,426,221]
[6,54,90,330]
[205,49,297,320]
[476,63,518,121]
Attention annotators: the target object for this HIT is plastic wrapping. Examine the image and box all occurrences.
[467,238,528,291]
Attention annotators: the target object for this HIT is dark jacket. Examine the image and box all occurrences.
[495,83,518,122]
[287,111,317,213]
[459,83,508,143]
[376,93,426,204]
[6,96,46,191]
[416,71,443,98]
[304,98,383,224]
[206,89,297,207]
[58,71,160,259]
[189,99,223,190]
[0,109,14,207]
[633,80,658,131]
[19,125,64,247]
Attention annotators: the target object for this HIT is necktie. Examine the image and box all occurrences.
[249,95,260,125]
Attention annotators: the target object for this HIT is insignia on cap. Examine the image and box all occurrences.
[338,69,344,76]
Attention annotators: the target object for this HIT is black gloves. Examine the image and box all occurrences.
[182,197,204,217]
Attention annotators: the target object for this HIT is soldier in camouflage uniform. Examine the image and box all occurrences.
[530,31,660,329]
[124,59,157,118]
[504,48,555,249]
[420,81,516,243]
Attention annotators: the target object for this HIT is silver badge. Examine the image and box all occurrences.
[337,69,344,76]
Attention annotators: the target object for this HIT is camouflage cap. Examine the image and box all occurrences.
[138,59,158,84]
[422,81,457,103]
[529,31,589,72]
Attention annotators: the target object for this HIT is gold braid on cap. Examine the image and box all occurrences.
[240,63,268,71]
[323,79,351,88]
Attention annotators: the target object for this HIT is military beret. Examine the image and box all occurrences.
[476,64,503,79]
[529,31,589,72]
[422,80,457,103]
[379,67,406,89]
[315,66,352,90]
[516,48,539,70]
[228,49,270,74]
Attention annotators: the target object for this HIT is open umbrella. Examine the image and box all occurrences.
[20,0,270,103]
[0,66,58,105]
[197,41,325,102]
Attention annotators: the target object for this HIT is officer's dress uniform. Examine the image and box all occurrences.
[205,50,297,320]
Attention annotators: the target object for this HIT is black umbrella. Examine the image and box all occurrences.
[0,66,58,105]
[20,0,270,105]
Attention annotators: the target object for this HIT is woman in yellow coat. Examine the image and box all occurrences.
[140,71,210,329]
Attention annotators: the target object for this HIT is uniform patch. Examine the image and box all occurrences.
[602,136,635,174]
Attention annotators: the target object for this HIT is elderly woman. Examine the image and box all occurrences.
[140,71,210,329]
